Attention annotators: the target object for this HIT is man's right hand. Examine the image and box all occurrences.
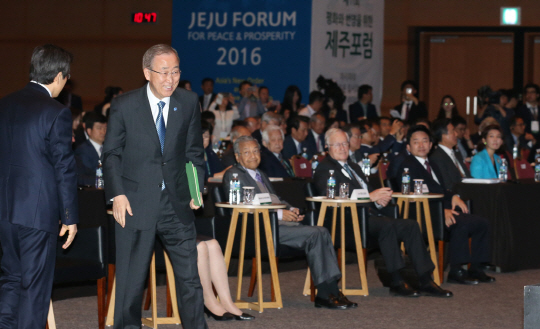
[370,187,393,205]
[113,194,132,228]
[282,209,303,222]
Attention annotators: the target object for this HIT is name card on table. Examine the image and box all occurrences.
[350,189,370,200]
[253,193,272,205]
[422,184,429,194]
[532,121,539,133]
[300,163,307,169]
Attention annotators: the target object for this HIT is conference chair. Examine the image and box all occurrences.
[513,157,535,179]
[378,160,390,187]
[289,155,312,178]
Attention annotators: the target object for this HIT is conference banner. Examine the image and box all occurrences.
[172,0,383,114]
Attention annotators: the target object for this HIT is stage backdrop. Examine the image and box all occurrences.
[172,0,383,115]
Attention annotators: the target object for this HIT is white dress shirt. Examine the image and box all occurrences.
[202,93,213,111]
[415,156,440,184]
[147,83,170,126]
[210,103,240,139]
[311,130,323,152]
[298,105,315,117]
[89,138,103,158]
[244,167,293,219]
[438,144,465,177]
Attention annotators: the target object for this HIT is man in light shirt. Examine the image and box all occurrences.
[298,91,324,117]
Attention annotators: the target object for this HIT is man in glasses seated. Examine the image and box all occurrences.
[223,136,356,310]
[313,128,453,298]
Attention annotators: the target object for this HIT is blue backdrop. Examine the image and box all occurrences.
[172,0,312,104]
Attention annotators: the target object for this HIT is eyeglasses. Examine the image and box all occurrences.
[241,149,260,157]
[350,134,361,139]
[148,69,181,79]
[328,142,349,148]
[444,102,454,106]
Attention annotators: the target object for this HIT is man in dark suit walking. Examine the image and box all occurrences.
[429,119,471,191]
[75,112,107,186]
[398,125,494,285]
[103,44,207,329]
[0,44,78,328]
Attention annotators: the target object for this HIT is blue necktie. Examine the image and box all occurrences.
[157,101,166,190]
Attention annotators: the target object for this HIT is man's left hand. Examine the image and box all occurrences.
[190,193,203,210]
[451,195,468,214]
[59,224,78,249]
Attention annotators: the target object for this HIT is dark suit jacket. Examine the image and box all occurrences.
[223,164,292,209]
[282,135,312,160]
[103,84,204,229]
[393,102,428,124]
[252,129,262,145]
[515,104,537,136]
[428,146,470,191]
[259,147,292,178]
[304,129,325,155]
[349,101,377,122]
[0,83,79,233]
[73,126,87,149]
[220,148,237,167]
[399,154,455,209]
[204,146,224,181]
[75,139,100,186]
[505,133,531,153]
[199,93,216,111]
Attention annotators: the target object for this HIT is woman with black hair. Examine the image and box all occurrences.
[436,95,461,120]
[280,85,302,120]
[94,86,123,117]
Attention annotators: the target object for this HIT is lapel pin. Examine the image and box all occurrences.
[174,107,178,111]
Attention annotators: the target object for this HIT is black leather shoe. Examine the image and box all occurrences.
[389,282,420,297]
[447,269,479,285]
[314,294,349,309]
[338,292,358,308]
[204,307,234,321]
[233,313,255,321]
[469,271,496,283]
[419,281,453,298]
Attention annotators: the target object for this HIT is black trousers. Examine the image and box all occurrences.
[278,224,341,286]
[0,222,56,329]
[448,213,490,266]
[113,192,207,329]
[367,216,435,276]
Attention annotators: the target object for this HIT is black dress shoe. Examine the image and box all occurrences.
[338,292,358,308]
[469,271,496,283]
[204,307,234,321]
[233,313,255,321]
[314,294,349,309]
[447,269,479,285]
[419,281,453,298]
[389,282,420,297]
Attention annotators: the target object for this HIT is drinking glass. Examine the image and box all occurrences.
[339,183,349,199]
[413,179,424,195]
[243,186,255,204]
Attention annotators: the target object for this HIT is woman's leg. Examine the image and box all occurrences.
[197,241,228,315]
[205,239,244,316]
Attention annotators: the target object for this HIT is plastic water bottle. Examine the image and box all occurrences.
[499,159,508,182]
[535,158,540,183]
[512,145,519,159]
[301,147,309,159]
[362,153,371,176]
[401,168,411,194]
[229,173,241,204]
[535,149,540,162]
[311,155,319,176]
[95,161,104,189]
[382,152,389,165]
[326,170,336,199]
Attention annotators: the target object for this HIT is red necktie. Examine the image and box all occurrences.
[424,160,432,176]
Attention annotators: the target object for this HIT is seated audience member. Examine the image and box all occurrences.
[390,80,428,124]
[452,116,474,160]
[349,84,378,122]
[474,87,514,137]
[197,238,254,321]
[323,94,347,126]
[429,119,471,191]
[252,111,280,145]
[305,113,326,154]
[221,125,251,167]
[506,116,536,155]
[344,124,362,163]
[178,80,192,91]
[209,93,239,140]
[75,112,107,186]
[282,116,312,160]
[315,128,452,297]
[354,121,380,167]
[94,86,123,117]
[325,118,340,131]
[238,81,265,119]
[436,95,460,120]
[470,125,504,179]
[298,91,324,117]
[71,107,83,133]
[259,125,295,178]
[470,117,499,146]
[202,121,228,181]
[398,125,494,284]
[514,83,540,139]
[199,78,216,111]
[244,117,260,134]
[280,85,303,119]
[224,136,356,309]
[378,117,392,140]
[258,86,281,113]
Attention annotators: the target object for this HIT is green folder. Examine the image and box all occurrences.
[186,161,202,207]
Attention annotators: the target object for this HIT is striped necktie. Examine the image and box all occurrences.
[156,101,166,190]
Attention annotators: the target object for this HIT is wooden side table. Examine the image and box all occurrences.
[302,197,371,296]
[215,202,286,313]
[392,192,444,285]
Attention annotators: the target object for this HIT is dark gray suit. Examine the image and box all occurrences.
[429,146,471,191]
[223,164,341,286]
[103,84,206,329]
